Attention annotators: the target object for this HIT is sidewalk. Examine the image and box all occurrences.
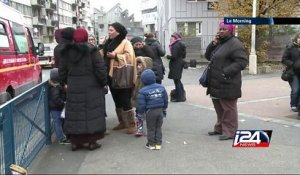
[179,73,300,127]
[27,72,300,174]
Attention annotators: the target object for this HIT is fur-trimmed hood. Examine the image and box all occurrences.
[136,56,153,73]
[61,43,98,64]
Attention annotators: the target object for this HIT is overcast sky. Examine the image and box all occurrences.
[90,0,142,21]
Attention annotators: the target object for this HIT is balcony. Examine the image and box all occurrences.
[78,14,83,20]
[45,2,57,11]
[42,26,47,35]
[72,17,77,24]
[31,0,45,7]
[41,8,46,16]
[48,30,54,37]
[71,0,77,10]
[46,19,52,27]
[51,20,59,28]
[32,16,46,26]
[72,11,77,17]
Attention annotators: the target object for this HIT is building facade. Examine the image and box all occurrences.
[157,0,219,60]
[141,0,158,33]
[96,3,143,44]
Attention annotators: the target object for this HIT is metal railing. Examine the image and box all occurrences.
[0,81,51,174]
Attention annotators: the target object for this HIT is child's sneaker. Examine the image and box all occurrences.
[135,130,144,137]
[135,118,144,137]
[145,143,156,150]
[155,144,161,150]
[59,137,70,145]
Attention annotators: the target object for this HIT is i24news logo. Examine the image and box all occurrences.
[232,130,272,148]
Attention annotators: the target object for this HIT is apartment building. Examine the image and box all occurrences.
[2,0,92,43]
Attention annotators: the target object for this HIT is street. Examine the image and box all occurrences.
[31,64,300,174]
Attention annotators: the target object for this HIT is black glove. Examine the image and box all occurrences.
[166,55,172,60]
[103,85,108,94]
[136,113,144,120]
[221,73,230,80]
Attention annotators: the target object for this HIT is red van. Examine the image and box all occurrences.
[0,2,42,105]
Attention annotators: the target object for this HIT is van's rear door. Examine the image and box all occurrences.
[9,22,34,96]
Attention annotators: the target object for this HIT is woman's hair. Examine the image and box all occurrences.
[292,33,300,43]
[88,34,96,39]
[109,22,127,38]
[61,27,75,41]
[144,32,155,39]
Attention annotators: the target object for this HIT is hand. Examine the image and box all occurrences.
[162,110,167,118]
[166,55,172,60]
[222,73,229,80]
[212,33,220,45]
[106,52,116,59]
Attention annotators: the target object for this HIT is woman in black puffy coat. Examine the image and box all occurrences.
[59,28,107,151]
[144,33,166,84]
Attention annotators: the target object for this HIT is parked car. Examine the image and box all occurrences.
[38,43,56,68]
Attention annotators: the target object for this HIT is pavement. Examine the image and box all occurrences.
[27,66,300,174]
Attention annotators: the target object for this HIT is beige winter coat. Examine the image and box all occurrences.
[108,39,137,85]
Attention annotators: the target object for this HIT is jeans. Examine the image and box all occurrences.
[173,79,184,100]
[289,75,299,107]
[50,110,64,141]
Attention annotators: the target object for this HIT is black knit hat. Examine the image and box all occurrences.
[110,22,127,37]
[130,36,143,45]
[50,68,60,82]
[61,27,75,41]
[171,32,182,39]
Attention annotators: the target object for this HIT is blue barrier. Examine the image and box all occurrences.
[0,81,51,174]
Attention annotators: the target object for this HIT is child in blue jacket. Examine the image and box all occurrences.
[136,69,168,150]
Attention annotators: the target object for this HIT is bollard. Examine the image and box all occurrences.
[10,164,27,175]
[190,59,197,68]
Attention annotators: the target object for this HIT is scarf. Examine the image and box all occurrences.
[103,34,126,69]
[169,38,182,55]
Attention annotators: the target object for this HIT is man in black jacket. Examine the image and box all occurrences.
[205,21,248,141]
[281,33,300,116]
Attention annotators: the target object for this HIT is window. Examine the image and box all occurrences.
[26,28,36,55]
[177,22,202,37]
[0,24,9,48]
[11,22,28,53]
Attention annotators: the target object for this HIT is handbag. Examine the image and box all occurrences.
[281,68,294,81]
[199,65,209,87]
[111,59,134,89]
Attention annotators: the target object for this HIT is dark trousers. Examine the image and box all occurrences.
[288,75,299,108]
[173,79,184,100]
[146,108,163,145]
[110,87,133,111]
[212,98,238,138]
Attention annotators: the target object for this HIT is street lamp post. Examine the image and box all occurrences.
[93,13,96,36]
[249,0,257,74]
